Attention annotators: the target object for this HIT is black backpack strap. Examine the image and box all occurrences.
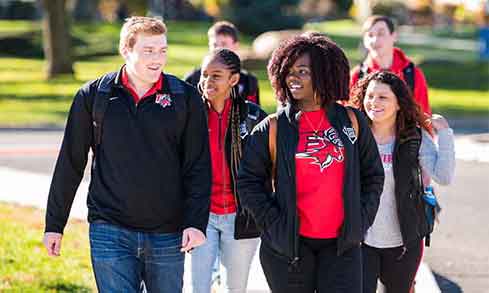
[247,74,257,95]
[244,103,260,134]
[166,74,185,95]
[248,74,260,104]
[92,72,117,149]
[358,62,369,80]
[403,62,415,93]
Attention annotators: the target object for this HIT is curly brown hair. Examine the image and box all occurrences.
[267,34,350,107]
[350,71,432,137]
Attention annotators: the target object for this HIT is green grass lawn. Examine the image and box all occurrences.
[0,19,487,126]
[0,202,95,292]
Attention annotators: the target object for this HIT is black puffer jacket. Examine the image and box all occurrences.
[237,102,384,262]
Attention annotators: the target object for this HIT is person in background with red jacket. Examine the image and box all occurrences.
[190,48,267,293]
[350,15,431,115]
[185,21,261,105]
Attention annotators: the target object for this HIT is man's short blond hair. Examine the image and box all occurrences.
[119,16,167,54]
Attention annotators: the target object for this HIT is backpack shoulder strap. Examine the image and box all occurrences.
[346,107,359,138]
[403,62,416,92]
[247,73,258,95]
[358,62,369,80]
[244,102,260,132]
[166,74,185,95]
[92,72,117,148]
[268,114,278,186]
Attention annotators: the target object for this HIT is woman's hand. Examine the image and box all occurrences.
[430,114,449,132]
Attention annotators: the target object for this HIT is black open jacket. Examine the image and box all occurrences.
[237,102,384,262]
[205,96,267,239]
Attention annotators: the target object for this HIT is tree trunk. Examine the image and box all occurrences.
[41,0,74,79]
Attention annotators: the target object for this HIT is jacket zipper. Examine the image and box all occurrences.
[287,123,300,270]
[393,141,410,248]
[217,112,229,212]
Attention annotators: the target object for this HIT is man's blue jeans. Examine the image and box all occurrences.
[89,222,184,292]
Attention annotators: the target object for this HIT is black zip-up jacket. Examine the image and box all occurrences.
[216,97,267,239]
[45,69,211,235]
[237,102,384,261]
[393,125,430,246]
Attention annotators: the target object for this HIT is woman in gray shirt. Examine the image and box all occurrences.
[350,71,455,293]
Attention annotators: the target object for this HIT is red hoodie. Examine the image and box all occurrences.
[350,47,431,115]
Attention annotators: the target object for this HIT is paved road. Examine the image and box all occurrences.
[423,160,489,293]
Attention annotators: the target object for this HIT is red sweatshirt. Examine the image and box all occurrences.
[295,110,345,239]
[207,99,236,214]
[350,47,432,115]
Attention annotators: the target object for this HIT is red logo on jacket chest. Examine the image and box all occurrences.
[155,94,172,108]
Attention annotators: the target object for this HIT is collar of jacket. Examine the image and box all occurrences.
[111,67,124,89]
[398,123,422,145]
[283,101,339,125]
[112,66,169,95]
[202,95,249,124]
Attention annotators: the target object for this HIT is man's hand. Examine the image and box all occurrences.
[43,232,63,257]
[180,227,206,253]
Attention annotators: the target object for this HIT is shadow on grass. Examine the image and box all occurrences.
[0,94,72,102]
[421,60,489,91]
[41,282,92,293]
[431,106,489,118]
[0,32,43,58]
[432,272,463,293]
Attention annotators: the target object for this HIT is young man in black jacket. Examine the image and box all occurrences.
[43,16,211,292]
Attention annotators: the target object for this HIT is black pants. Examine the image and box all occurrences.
[259,237,362,293]
[362,240,423,293]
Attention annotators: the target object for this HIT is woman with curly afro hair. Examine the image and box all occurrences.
[237,33,385,292]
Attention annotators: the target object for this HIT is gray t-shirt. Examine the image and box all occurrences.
[365,128,455,248]
[364,140,403,248]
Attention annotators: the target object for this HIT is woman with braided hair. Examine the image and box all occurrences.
[190,48,267,293]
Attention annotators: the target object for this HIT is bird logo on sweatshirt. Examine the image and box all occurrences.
[296,128,344,172]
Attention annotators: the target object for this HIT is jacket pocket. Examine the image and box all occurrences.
[261,211,291,258]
